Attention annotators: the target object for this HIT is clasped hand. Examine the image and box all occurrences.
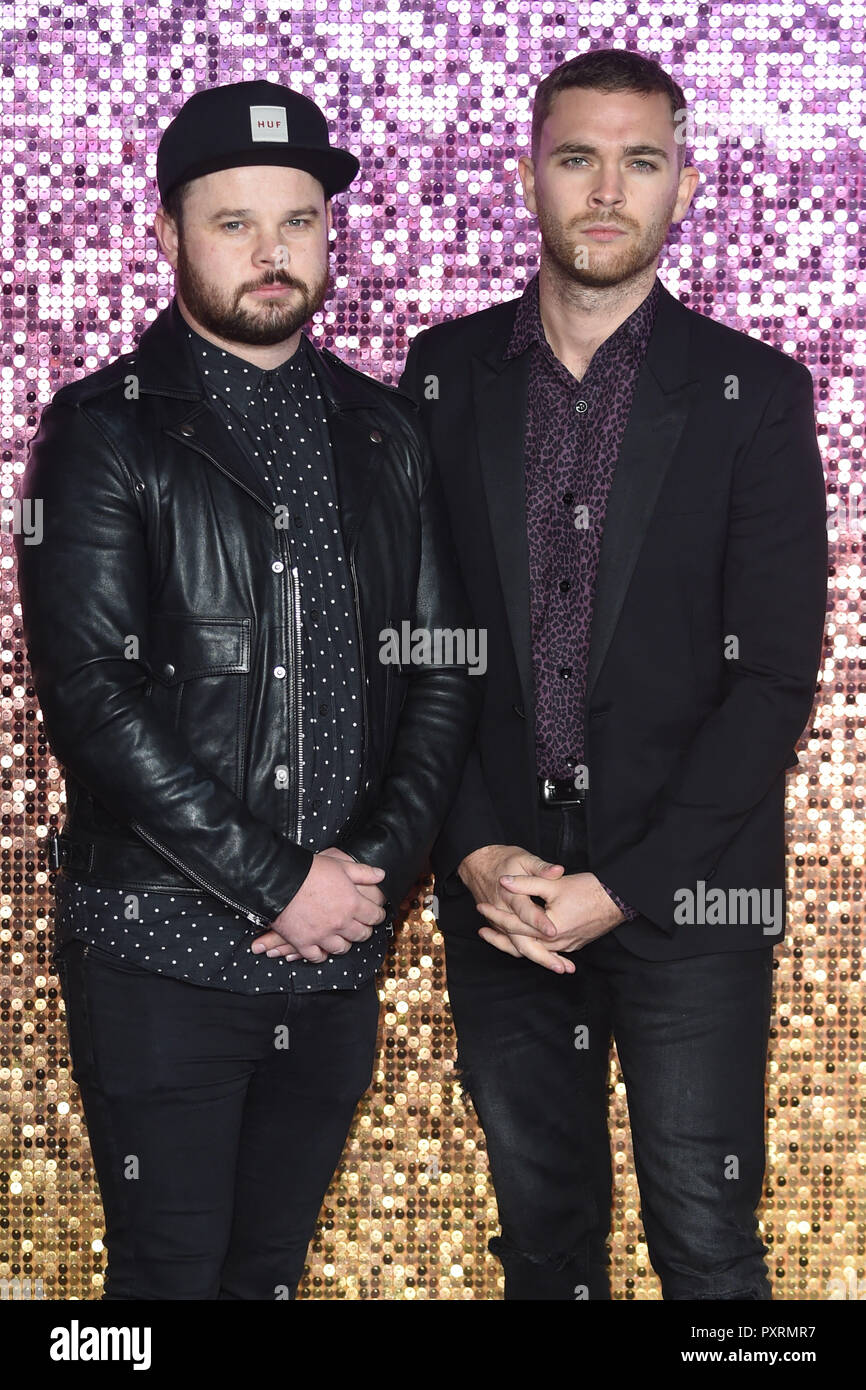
[250,846,386,964]
[459,844,624,975]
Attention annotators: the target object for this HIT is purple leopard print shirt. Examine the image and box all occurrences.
[504,271,661,923]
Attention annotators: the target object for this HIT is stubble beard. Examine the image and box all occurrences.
[536,189,679,290]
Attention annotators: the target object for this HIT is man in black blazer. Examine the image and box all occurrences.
[399,49,828,1300]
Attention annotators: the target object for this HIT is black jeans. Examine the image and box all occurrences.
[443,803,775,1300]
[54,938,379,1299]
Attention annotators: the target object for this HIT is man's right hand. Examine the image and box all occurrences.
[250,853,386,963]
[457,844,564,938]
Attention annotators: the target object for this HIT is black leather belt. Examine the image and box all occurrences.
[538,776,587,806]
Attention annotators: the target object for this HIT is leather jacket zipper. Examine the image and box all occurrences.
[348,547,368,800]
[287,560,304,841]
[129,819,271,928]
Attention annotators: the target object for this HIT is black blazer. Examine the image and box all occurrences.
[398,278,828,959]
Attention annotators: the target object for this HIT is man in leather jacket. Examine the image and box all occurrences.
[15,81,481,1300]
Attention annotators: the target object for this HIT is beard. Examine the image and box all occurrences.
[536,189,678,289]
[175,239,330,346]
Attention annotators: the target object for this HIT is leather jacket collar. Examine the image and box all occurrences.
[132,295,391,415]
[126,295,411,536]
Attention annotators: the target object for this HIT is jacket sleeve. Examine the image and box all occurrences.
[397,332,507,895]
[15,395,314,928]
[338,388,484,909]
[595,362,828,933]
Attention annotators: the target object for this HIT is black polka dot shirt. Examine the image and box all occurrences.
[53,327,387,994]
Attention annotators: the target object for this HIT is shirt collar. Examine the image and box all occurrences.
[187,323,313,404]
[503,270,660,364]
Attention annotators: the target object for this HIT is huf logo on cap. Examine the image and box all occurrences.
[250,105,289,142]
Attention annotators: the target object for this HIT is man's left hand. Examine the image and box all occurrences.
[476,871,624,960]
[251,846,386,959]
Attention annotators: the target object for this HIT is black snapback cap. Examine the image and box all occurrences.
[156,80,360,203]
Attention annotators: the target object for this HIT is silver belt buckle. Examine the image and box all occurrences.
[541,778,557,803]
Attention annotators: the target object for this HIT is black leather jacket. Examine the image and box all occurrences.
[16,299,482,931]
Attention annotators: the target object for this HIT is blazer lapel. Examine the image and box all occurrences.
[472,345,535,719]
[586,287,701,703]
[471,282,702,730]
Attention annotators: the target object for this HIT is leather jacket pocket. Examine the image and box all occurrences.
[146,614,252,797]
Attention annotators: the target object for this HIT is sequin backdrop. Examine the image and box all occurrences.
[1,0,862,1301]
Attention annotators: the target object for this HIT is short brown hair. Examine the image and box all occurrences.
[531,48,687,167]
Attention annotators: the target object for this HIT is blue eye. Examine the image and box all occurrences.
[562,156,658,171]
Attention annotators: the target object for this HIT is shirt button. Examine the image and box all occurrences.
[559,579,571,593]
[559,666,572,680]
[562,491,575,507]
[575,400,588,414]
[318,703,329,716]
[272,561,284,573]
[274,666,287,679]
